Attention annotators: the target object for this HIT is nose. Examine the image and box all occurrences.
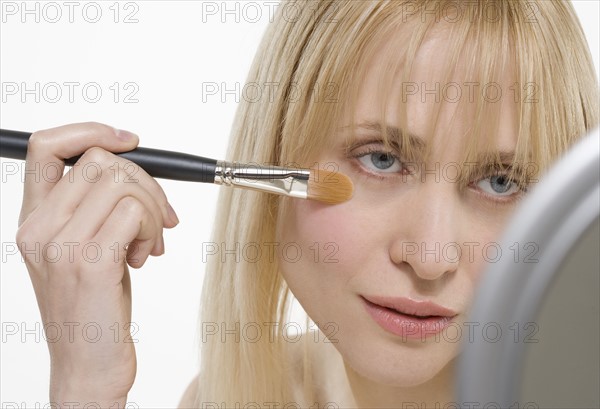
[389,182,461,281]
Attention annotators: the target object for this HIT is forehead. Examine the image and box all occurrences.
[348,23,520,156]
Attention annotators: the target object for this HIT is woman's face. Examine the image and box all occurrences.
[277,28,521,387]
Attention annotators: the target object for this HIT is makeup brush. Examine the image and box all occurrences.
[0,129,353,205]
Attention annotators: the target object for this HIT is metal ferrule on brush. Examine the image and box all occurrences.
[214,160,310,199]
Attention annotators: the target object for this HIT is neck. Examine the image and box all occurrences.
[343,358,457,408]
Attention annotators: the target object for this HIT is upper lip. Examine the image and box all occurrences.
[362,295,458,317]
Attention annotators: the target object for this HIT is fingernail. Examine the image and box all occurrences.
[160,235,165,255]
[116,129,138,141]
[166,203,179,225]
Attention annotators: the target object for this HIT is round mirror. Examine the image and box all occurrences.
[457,128,600,408]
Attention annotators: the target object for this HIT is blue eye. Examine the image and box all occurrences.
[476,174,520,196]
[357,151,402,173]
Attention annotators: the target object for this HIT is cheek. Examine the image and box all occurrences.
[288,199,360,247]
[276,197,378,322]
[458,220,509,309]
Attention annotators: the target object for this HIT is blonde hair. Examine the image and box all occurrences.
[195,0,598,405]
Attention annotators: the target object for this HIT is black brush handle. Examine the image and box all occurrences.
[0,129,217,183]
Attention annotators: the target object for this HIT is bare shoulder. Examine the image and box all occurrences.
[178,373,199,409]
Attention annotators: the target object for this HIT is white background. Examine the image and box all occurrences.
[1,1,598,407]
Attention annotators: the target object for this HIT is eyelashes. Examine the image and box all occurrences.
[346,139,414,181]
[346,141,527,203]
[350,147,409,177]
[468,174,526,204]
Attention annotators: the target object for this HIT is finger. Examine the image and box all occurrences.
[56,166,166,257]
[19,122,139,226]
[94,196,161,273]
[22,147,177,246]
[52,196,157,282]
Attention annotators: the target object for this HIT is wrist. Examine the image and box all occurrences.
[48,396,128,409]
[50,380,128,409]
[49,362,134,407]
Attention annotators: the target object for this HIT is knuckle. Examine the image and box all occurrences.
[15,224,33,249]
[154,185,169,206]
[26,129,51,154]
[99,164,132,193]
[100,172,121,193]
[81,146,110,165]
[118,195,146,218]
[15,224,42,263]
[142,176,168,207]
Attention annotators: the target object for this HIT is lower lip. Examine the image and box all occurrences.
[362,297,455,340]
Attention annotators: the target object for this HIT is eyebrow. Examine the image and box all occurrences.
[486,151,516,164]
[342,121,427,152]
[342,121,517,165]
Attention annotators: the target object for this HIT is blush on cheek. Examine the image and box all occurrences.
[292,199,357,245]
[282,197,370,272]
[277,198,364,328]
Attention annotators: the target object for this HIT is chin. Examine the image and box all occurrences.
[336,330,458,387]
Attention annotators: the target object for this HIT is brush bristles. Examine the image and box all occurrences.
[307,169,354,204]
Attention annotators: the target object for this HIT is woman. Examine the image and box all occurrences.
[16,1,598,407]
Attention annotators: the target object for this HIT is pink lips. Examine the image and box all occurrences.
[361,295,458,340]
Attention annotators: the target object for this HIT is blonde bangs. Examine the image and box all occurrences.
[282,0,600,189]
